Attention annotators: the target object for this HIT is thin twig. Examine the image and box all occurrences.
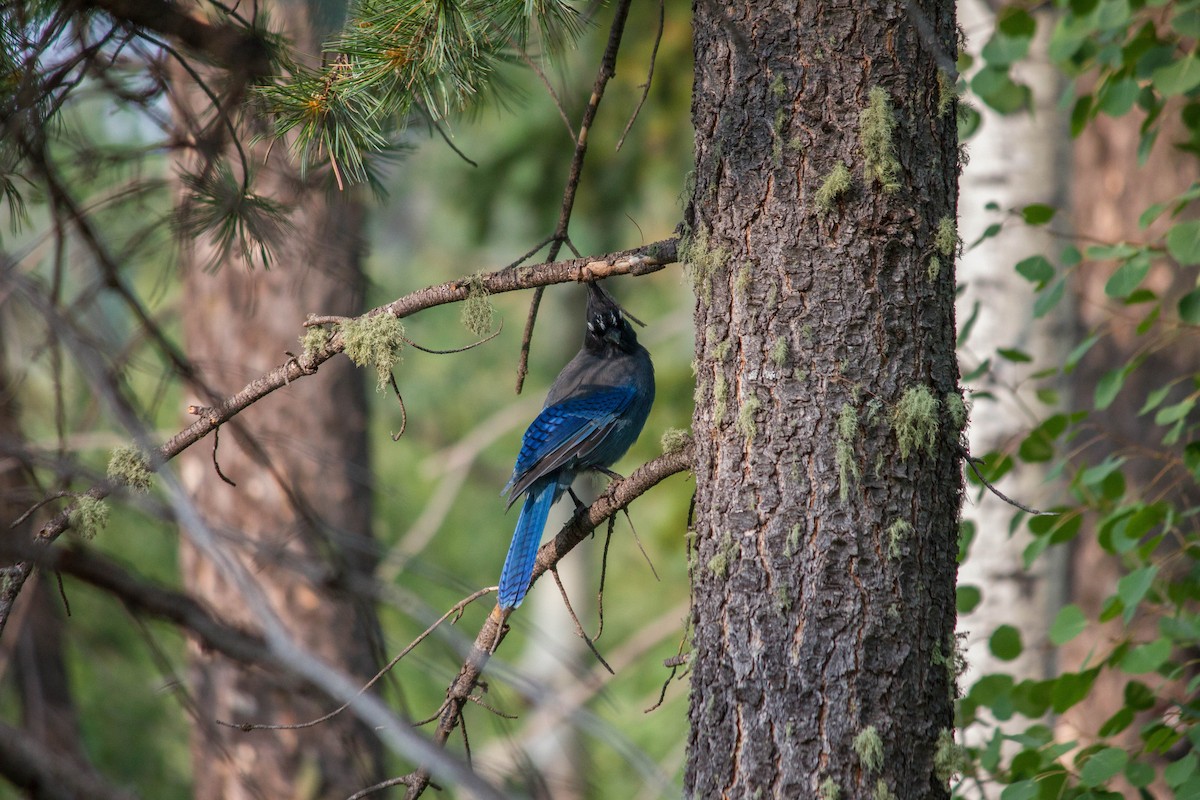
[960,447,1054,516]
[550,566,614,674]
[514,0,635,394]
[387,373,408,441]
[616,0,665,152]
[211,425,236,486]
[216,587,493,732]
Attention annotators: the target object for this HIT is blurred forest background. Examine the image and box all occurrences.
[1,0,1199,798]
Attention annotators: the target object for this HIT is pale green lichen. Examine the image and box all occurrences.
[934,729,968,784]
[774,585,791,614]
[787,136,804,153]
[860,87,901,193]
[819,778,841,800]
[737,395,761,441]
[713,336,733,363]
[872,779,896,800]
[785,523,802,558]
[893,385,940,459]
[765,280,779,311]
[300,324,330,360]
[734,263,753,298]
[937,69,955,117]
[707,532,738,578]
[69,495,109,540]
[770,74,787,98]
[814,162,851,215]
[661,428,691,454]
[107,446,152,493]
[887,519,913,560]
[340,312,406,389]
[934,216,958,258]
[945,392,968,431]
[854,726,884,772]
[460,273,494,337]
[927,255,941,282]
[680,225,730,306]
[836,404,861,501]
[770,337,789,368]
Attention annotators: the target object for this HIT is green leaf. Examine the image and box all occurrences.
[1065,333,1100,370]
[1094,367,1128,409]
[1016,255,1055,284]
[1052,669,1098,713]
[982,31,1032,67]
[972,67,1032,114]
[1117,565,1157,623]
[1152,55,1200,96]
[957,584,982,613]
[999,780,1038,800]
[1079,747,1128,787]
[1033,278,1066,318]
[1104,253,1151,297]
[990,624,1023,661]
[1119,637,1171,674]
[1049,604,1088,645]
[1167,220,1200,265]
[1165,753,1197,788]
[1098,76,1139,116]
[997,347,1032,363]
[1154,398,1194,425]
[1179,289,1200,323]
[1021,204,1056,225]
[1138,384,1174,415]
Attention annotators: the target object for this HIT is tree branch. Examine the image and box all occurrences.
[402,441,694,799]
[79,0,271,78]
[0,719,141,800]
[0,239,678,636]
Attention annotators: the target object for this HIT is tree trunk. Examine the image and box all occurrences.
[684,2,961,798]
[171,3,383,797]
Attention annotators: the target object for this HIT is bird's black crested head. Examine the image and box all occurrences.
[584,282,639,354]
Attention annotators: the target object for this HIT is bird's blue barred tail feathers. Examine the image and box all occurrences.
[497,480,557,608]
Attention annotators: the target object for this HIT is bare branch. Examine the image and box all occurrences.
[401,443,694,798]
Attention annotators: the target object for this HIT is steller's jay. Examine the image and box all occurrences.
[497,282,656,609]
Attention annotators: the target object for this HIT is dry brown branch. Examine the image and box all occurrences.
[0,238,678,636]
[514,0,635,393]
[400,443,694,799]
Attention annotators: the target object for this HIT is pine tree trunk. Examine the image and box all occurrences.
[171,3,383,797]
[684,2,961,798]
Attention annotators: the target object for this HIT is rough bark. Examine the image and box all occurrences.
[171,2,383,797]
[684,2,961,798]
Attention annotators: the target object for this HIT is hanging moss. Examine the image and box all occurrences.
[814,161,851,215]
[679,225,730,306]
[934,729,968,784]
[736,395,761,441]
[107,445,152,493]
[300,324,331,360]
[934,216,958,257]
[887,519,913,560]
[340,311,405,389]
[460,273,494,337]
[69,495,109,540]
[706,531,739,578]
[853,725,884,772]
[893,385,940,459]
[860,87,901,193]
[661,428,692,454]
[836,403,861,501]
[819,778,841,800]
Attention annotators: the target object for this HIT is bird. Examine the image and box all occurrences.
[497,282,656,609]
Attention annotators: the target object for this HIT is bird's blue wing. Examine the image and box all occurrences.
[503,385,635,505]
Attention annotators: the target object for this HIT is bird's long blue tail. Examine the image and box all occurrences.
[498,480,557,608]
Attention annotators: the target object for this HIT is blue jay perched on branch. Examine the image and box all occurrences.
[497,282,656,609]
